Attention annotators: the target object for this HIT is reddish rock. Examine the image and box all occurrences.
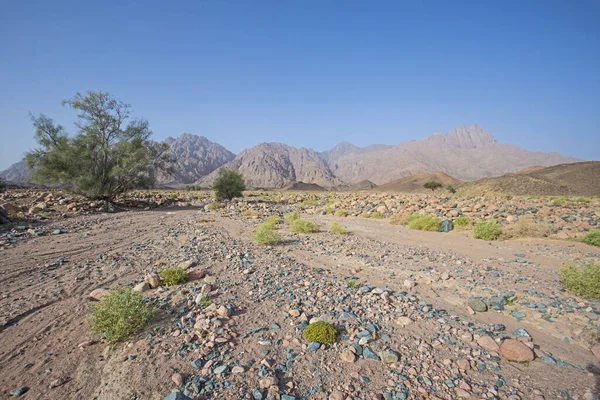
[499,339,534,362]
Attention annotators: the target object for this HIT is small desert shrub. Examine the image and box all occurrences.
[253,223,281,245]
[89,288,156,343]
[169,193,178,199]
[262,215,280,229]
[371,211,384,219]
[302,321,337,344]
[284,211,299,224]
[361,212,372,218]
[559,262,600,299]
[160,266,188,286]
[291,219,319,233]
[213,169,246,200]
[329,222,348,234]
[206,202,220,211]
[323,206,335,215]
[346,279,358,289]
[552,196,569,206]
[241,209,258,217]
[196,294,212,309]
[446,184,456,194]
[501,219,553,239]
[405,214,441,231]
[424,181,442,192]
[472,220,502,240]
[583,230,600,247]
[389,212,409,225]
[300,199,318,208]
[334,209,347,217]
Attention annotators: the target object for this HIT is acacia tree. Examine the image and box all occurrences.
[423,181,442,192]
[213,169,246,200]
[26,91,174,200]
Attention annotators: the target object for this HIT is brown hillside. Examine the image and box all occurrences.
[373,172,461,193]
[458,161,600,196]
[281,181,327,191]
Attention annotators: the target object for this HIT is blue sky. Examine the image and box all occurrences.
[1,0,599,169]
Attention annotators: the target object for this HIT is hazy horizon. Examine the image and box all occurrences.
[1,0,599,170]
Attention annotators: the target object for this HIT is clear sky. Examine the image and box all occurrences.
[1,0,599,170]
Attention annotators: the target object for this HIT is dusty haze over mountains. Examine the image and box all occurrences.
[1,124,582,188]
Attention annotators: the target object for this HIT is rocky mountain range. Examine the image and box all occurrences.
[1,124,582,188]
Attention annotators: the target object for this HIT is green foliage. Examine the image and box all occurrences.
[583,230,600,247]
[472,220,502,240]
[405,214,441,231]
[290,219,319,233]
[329,222,348,234]
[197,294,212,309]
[334,209,347,217]
[346,279,358,289]
[0,176,5,191]
[302,321,337,344]
[446,184,456,194]
[159,266,188,286]
[26,91,174,200]
[284,211,299,224]
[371,211,384,219]
[206,202,220,211]
[361,212,372,218]
[559,262,600,299]
[253,222,281,245]
[424,181,443,192]
[300,199,318,208]
[551,196,569,206]
[241,209,258,217]
[323,206,335,215]
[262,215,280,229]
[454,216,471,226]
[169,193,178,199]
[212,169,246,200]
[89,288,155,343]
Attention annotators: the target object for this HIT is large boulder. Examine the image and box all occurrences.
[499,339,534,362]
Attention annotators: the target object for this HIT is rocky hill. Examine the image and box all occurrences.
[199,143,342,189]
[330,124,581,184]
[0,160,32,184]
[158,134,235,185]
[457,161,600,196]
[374,172,462,193]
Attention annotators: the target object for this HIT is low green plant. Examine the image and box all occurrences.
[472,220,502,240]
[196,294,212,309]
[454,216,471,226]
[323,206,335,215]
[300,199,318,208]
[371,211,384,219]
[405,214,441,231]
[262,215,280,229]
[159,266,188,286]
[361,212,372,218]
[290,219,319,233]
[583,230,600,247]
[346,279,358,289]
[446,184,456,194]
[302,321,337,344]
[206,202,220,211]
[551,196,569,206]
[169,193,178,199]
[253,222,281,245]
[334,209,347,217]
[241,209,258,217]
[329,222,348,234]
[559,262,600,299]
[284,211,299,224]
[89,288,156,343]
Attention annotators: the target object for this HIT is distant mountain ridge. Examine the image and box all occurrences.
[1,125,583,188]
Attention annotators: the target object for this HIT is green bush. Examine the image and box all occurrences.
[89,288,156,343]
[559,262,600,299]
[0,177,5,192]
[583,230,600,247]
[472,220,502,240]
[302,321,337,344]
[346,279,358,288]
[213,169,246,200]
[405,214,441,231]
[253,223,281,245]
[241,209,258,217]
[329,222,348,234]
[262,215,280,229]
[371,211,384,219]
[290,219,319,233]
[196,294,211,309]
[334,209,347,217]
[284,211,299,224]
[159,266,188,286]
[454,216,471,226]
[424,181,442,192]
[300,199,318,208]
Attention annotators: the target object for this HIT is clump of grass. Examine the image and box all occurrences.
[501,218,553,239]
[300,199,318,208]
[583,230,600,247]
[206,202,220,211]
[551,196,569,206]
[89,288,156,343]
[262,215,280,229]
[361,212,372,218]
[196,294,212,309]
[346,279,358,289]
[169,193,178,199]
[323,206,335,215]
[290,219,319,233]
[389,212,409,225]
[559,262,600,299]
[472,220,502,240]
[159,266,188,286]
[253,222,281,245]
[241,209,258,217]
[405,214,441,231]
[454,216,471,226]
[284,211,299,224]
[302,321,337,344]
[329,222,348,234]
[371,211,384,219]
[334,209,347,217]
